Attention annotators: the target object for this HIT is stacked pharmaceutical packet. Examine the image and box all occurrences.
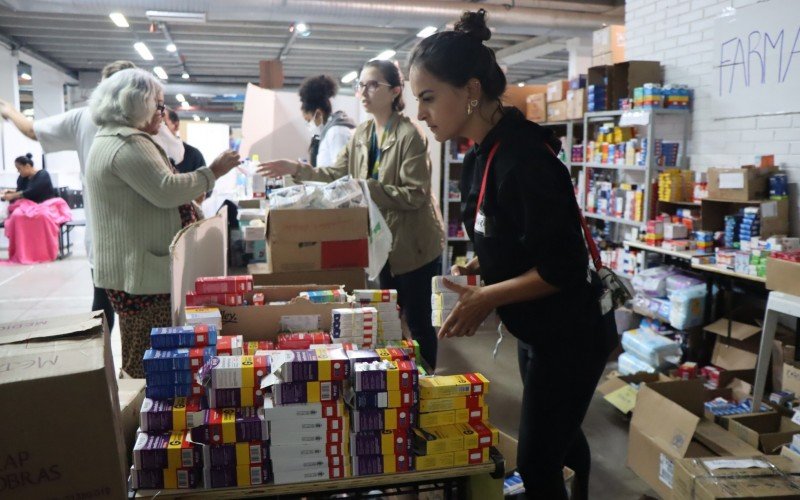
[353,289,403,344]
[345,349,418,477]
[330,306,378,348]
[262,347,352,484]
[143,325,218,400]
[430,276,500,332]
[412,373,497,471]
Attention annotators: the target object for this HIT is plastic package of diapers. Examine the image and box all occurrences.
[618,351,657,375]
[668,284,707,330]
[631,266,678,297]
[665,273,704,294]
[621,329,681,367]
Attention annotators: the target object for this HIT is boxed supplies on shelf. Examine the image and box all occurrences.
[354,289,403,344]
[707,166,778,202]
[592,24,625,59]
[265,206,369,272]
[566,89,586,120]
[546,79,569,103]
[0,312,129,499]
[500,84,547,114]
[610,61,662,108]
[546,100,567,122]
[525,93,546,122]
[671,455,800,500]
[351,407,416,432]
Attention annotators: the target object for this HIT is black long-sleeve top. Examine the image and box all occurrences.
[16,170,56,204]
[461,108,600,349]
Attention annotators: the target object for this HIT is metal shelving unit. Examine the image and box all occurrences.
[540,118,584,169]
[440,141,470,274]
[579,108,691,241]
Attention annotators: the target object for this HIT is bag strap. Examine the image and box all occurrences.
[541,142,604,272]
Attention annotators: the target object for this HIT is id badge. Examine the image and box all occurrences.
[474,210,486,235]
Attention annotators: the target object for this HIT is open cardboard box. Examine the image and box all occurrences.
[628,379,760,499]
[700,198,789,237]
[0,312,129,499]
[247,264,366,292]
[672,454,800,499]
[767,257,800,296]
[724,412,800,453]
[705,318,762,370]
[596,371,674,414]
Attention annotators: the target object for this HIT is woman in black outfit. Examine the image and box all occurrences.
[2,153,55,203]
[409,10,617,500]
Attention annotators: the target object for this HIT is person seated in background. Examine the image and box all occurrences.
[163,109,206,174]
[2,153,55,204]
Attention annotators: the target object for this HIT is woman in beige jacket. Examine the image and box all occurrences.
[86,68,239,377]
[259,60,445,369]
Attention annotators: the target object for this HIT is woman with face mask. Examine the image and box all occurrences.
[299,75,355,167]
[259,60,445,371]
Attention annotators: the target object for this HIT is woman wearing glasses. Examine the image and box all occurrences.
[259,60,445,370]
[86,68,240,377]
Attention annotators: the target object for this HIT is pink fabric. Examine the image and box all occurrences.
[3,198,72,264]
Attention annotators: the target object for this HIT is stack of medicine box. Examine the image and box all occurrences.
[353,289,403,344]
[192,354,272,488]
[132,396,209,490]
[331,306,378,348]
[263,348,352,484]
[413,374,497,471]
[347,349,418,476]
[143,325,218,400]
[299,289,348,303]
[431,276,499,332]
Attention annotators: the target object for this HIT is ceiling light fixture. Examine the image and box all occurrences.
[295,22,309,34]
[133,42,154,61]
[204,117,210,122]
[175,93,186,102]
[145,11,207,24]
[181,101,191,110]
[416,26,437,38]
[181,71,190,80]
[109,13,129,28]
[166,43,177,52]
[341,71,358,84]
[153,66,168,79]
[193,115,200,121]
[517,82,525,87]
[373,49,396,61]
[19,72,32,81]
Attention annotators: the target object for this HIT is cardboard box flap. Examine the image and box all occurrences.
[0,334,107,385]
[712,343,758,370]
[694,421,761,456]
[266,207,368,244]
[596,371,667,396]
[704,318,761,341]
[0,312,104,346]
[631,384,700,458]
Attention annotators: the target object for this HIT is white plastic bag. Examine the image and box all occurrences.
[358,180,392,281]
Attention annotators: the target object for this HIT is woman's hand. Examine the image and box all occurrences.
[451,256,479,276]
[209,150,241,179]
[257,160,299,178]
[437,278,496,339]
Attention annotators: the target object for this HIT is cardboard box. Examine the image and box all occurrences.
[725,412,800,453]
[566,88,586,120]
[265,207,369,272]
[611,61,662,106]
[0,312,128,499]
[707,166,778,202]
[546,100,568,122]
[592,51,624,67]
[525,93,547,123]
[596,371,674,414]
[672,455,800,499]
[767,257,800,296]
[705,318,762,370]
[546,79,570,103]
[501,84,547,114]
[700,198,789,237]
[249,266,367,292]
[628,379,761,499]
[216,284,343,339]
[118,378,146,469]
[593,24,626,57]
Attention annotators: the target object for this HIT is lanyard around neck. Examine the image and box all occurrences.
[475,142,501,221]
[370,117,394,179]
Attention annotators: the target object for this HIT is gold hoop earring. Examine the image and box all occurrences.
[467,102,473,115]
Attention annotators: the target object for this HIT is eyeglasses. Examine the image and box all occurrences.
[354,80,392,95]
[156,103,166,116]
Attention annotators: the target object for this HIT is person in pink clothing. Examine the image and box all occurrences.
[2,154,56,204]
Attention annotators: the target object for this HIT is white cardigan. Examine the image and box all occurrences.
[86,125,215,294]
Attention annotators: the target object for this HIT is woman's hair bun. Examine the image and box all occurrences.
[454,9,491,42]
[25,153,33,159]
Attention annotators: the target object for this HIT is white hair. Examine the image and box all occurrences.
[90,68,163,129]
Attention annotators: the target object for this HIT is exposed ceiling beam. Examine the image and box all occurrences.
[496,36,568,66]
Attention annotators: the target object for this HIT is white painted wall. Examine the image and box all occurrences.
[625,0,800,235]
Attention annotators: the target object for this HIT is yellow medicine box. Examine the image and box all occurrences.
[419,394,485,413]
[414,452,455,471]
[413,425,464,455]
[419,373,489,400]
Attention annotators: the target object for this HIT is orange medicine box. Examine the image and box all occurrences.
[419,373,489,399]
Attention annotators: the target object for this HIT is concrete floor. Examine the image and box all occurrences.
[0,227,654,499]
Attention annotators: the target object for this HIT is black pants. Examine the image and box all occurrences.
[91,270,115,331]
[516,338,607,500]
[379,256,441,371]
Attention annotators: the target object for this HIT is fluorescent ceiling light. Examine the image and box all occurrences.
[109,13,129,28]
[341,71,358,84]
[181,71,190,79]
[146,11,206,24]
[19,72,32,81]
[181,101,191,109]
[166,43,177,53]
[373,49,396,61]
[175,93,186,102]
[416,26,437,38]
[517,82,525,87]
[153,66,168,79]
[133,42,154,61]
[193,115,200,121]
[204,117,210,122]
[295,22,309,34]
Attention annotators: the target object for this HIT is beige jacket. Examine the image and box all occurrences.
[86,125,215,294]
[295,113,445,275]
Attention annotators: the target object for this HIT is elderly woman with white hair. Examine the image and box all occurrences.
[86,68,240,377]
